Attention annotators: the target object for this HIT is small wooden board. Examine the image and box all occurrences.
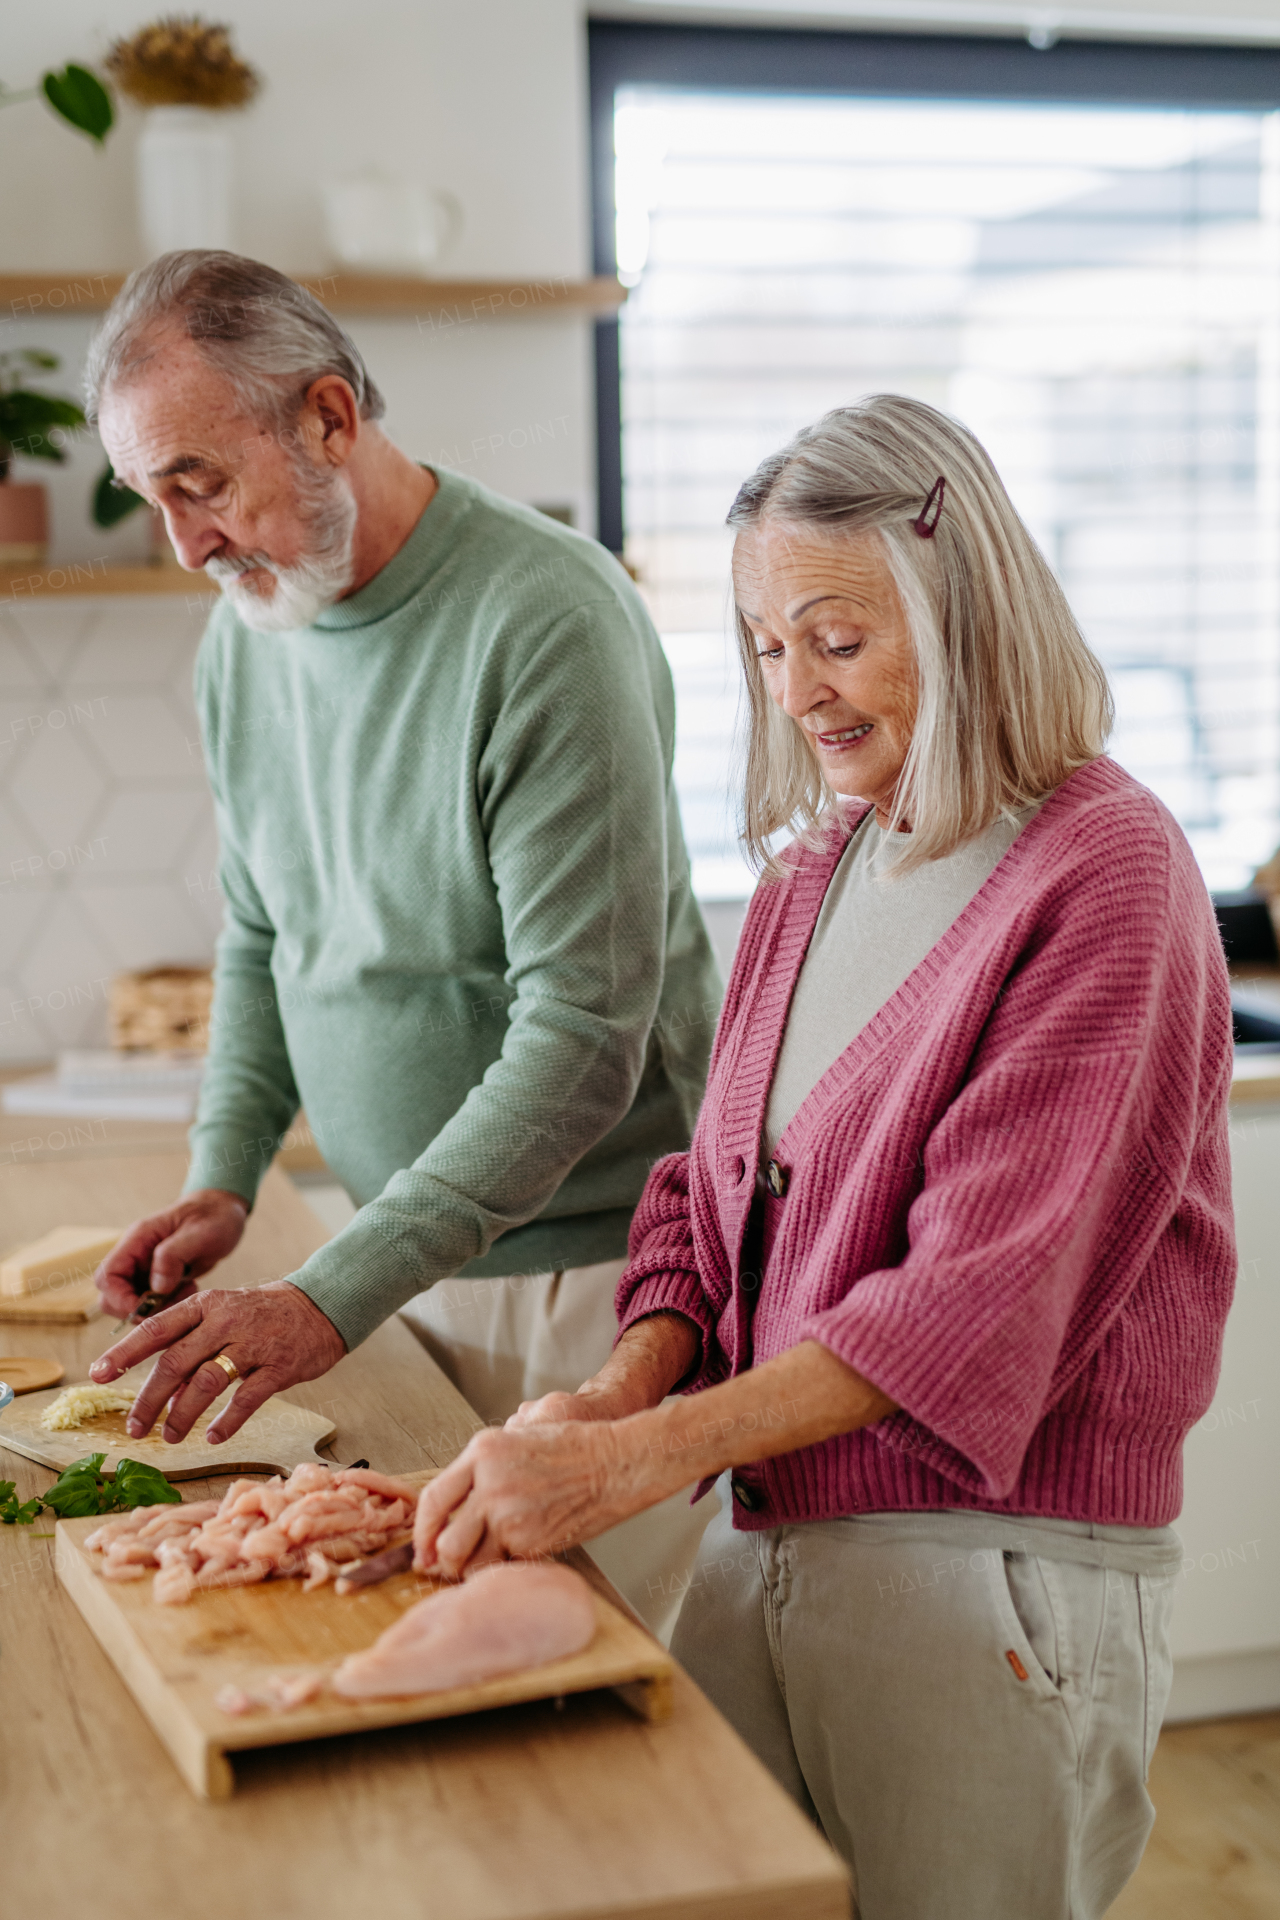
[0,1356,63,1394]
[0,1369,336,1479]
[0,1277,102,1323]
[56,1484,675,1800]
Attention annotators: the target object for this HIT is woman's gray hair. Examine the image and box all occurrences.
[84,250,386,430]
[728,394,1113,875]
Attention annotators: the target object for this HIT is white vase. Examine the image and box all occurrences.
[137,106,233,258]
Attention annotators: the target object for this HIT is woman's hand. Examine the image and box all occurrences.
[416,1337,898,1580]
[414,1419,659,1575]
[506,1311,702,1431]
[506,1389,614,1429]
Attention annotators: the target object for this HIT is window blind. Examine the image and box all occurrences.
[617,89,1280,896]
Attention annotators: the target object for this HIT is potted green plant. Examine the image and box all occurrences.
[0,63,114,143]
[0,352,87,564]
[92,459,180,566]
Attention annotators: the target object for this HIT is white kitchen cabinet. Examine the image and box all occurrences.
[1166,1097,1280,1720]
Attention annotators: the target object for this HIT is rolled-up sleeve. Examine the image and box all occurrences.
[615,1150,718,1377]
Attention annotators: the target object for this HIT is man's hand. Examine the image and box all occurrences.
[87,1281,346,1446]
[93,1189,250,1320]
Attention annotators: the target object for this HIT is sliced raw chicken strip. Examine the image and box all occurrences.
[262,1669,324,1709]
[302,1549,340,1592]
[84,1508,159,1553]
[214,1684,258,1716]
[136,1501,218,1540]
[333,1467,424,1503]
[332,1562,597,1699]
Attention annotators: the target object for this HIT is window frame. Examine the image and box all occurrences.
[588,16,1280,552]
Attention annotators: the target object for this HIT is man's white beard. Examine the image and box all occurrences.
[204,460,359,633]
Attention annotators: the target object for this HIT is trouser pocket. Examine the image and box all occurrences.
[1001,1550,1064,1691]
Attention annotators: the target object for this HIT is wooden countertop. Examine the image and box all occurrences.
[0,1151,848,1920]
[0,1064,329,1174]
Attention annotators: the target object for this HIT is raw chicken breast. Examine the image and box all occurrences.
[332,1562,597,1699]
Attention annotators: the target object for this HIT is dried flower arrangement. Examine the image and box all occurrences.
[105,16,259,110]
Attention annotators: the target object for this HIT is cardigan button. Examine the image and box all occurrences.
[731,1477,764,1513]
[764,1158,789,1199]
[734,1156,746,1184]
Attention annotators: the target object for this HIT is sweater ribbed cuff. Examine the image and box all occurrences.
[800,1295,1032,1501]
[287,1220,427,1352]
[615,1267,715,1382]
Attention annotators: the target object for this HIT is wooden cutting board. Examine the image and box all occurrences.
[56,1474,675,1801]
[0,1277,102,1322]
[0,1356,64,1394]
[0,1368,336,1479]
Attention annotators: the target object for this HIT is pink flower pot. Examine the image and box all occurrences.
[0,481,48,563]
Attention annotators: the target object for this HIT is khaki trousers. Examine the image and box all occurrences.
[400,1258,713,1642]
[672,1483,1177,1920]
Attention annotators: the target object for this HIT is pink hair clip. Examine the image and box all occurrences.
[913,475,946,539]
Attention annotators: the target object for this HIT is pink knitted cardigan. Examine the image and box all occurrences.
[618,757,1236,1528]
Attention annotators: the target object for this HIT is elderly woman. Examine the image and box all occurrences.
[414,396,1236,1918]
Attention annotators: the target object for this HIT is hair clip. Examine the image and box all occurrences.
[913,475,946,539]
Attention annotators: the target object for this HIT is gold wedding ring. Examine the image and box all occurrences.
[210,1350,240,1384]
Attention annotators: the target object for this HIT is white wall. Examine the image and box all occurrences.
[0,1,598,554]
[0,1,602,1058]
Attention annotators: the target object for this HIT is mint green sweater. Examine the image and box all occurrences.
[186,471,720,1349]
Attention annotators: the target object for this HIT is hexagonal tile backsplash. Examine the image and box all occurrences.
[0,593,220,1064]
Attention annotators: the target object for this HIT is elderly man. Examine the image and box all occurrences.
[86,250,718,1614]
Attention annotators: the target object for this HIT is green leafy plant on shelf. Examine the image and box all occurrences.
[93,462,149,528]
[0,63,114,143]
[0,350,87,481]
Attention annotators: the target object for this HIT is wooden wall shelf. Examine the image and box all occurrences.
[0,562,205,600]
[0,272,626,320]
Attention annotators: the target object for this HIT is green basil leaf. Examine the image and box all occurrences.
[41,1479,105,1518]
[41,1453,111,1516]
[63,1453,108,1478]
[113,1459,180,1507]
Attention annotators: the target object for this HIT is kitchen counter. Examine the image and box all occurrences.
[0,1150,847,1920]
[0,1063,329,1173]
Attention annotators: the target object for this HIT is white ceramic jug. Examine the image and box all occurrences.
[323,170,462,275]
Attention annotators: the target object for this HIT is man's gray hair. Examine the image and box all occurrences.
[84,250,386,430]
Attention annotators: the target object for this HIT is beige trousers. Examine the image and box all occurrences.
[672,1483,1177,1920]
[399,1258,713,1642]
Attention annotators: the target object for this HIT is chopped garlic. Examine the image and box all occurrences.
[39,1383,136,1431]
